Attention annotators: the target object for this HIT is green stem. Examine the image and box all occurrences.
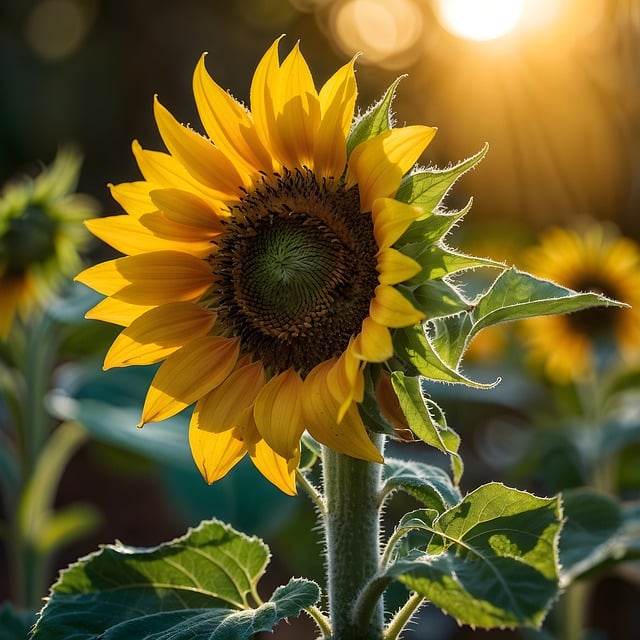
[322,434,385,640]
[384,592,425,640]
[559,581,591,640]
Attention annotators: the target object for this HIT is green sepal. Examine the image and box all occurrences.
[386,484,562,629]
[390,371,464,484]
[403,279,470,322]
[397,199,472,248]
[396,143,488,213]
[401,243,503,282]
[394,323,497,388]
[33,519,320,640]
[357,365,400,438]
[346,76,404,154]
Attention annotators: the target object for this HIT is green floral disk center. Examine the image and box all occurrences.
[0,205,56,275]
[211,168,379,375]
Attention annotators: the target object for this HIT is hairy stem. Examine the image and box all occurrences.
[322,434,385,639]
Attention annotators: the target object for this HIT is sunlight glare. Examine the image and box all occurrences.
[436,0,526,41]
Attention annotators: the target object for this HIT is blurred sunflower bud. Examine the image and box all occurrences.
[0,147,98,337]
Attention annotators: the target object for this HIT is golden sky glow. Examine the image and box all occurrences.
[435,0,526,41]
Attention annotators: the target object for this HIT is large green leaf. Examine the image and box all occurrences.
[390,372,464,483]
[33,519,318,640]
[346,76,403,154]
[387,483,562,629]
[94,579,319,640]
[396,143,489,213]
[381,457,461,511]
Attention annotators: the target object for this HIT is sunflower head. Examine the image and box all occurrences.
[520,222,640,383]
[76,39,497,494]
[0,148,98,337]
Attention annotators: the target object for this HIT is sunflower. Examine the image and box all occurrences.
[0,148,97,338]
[519,222,640,384]
[76,38,439,494]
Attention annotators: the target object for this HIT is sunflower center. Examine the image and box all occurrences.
[0,205,56,275]
[211,168,379,375]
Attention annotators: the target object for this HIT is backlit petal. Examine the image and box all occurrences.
[376,247,422,284]
[104,302,217,369]
[370,284,425,328]
[253,369,304,460]
[84,297,154,327]
[149,188,224,231]
[303,360,383,462]
[75,251,213,304]
[273,42,321,169]
[189,413,246,484]
[372,198,423,248]
[314,57,357,179]
[192,361,265,433]
[352,317,393,362]
[109,181,155,217]
[193,54,272,175]
[140,336,240,425]
[154,97,248,197]
[326,346,365,421]
[250,37,285,164]
[347,126,437,211]
[250,437,299,496]
[85,215,212,257]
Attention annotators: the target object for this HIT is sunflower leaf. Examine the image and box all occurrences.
[471,267,624,336]
[79,579,319,640]
[32,520,321,640]
[396,143,489,213]
[390,372,464,483]
[403,279,470,322]
[0,602,37,640]
[381,457,462,511]
[386,484,562,629]
[347,76,404,154]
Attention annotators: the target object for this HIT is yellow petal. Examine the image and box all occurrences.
[85,297,154,327]
[104,302,217,369]
[273,42,321,170]
[249,438,299,496]
[326,346,365,421]
[314,57,357,179]
[253,369,304,460]
[75,251,213,304]
[131,141,229,208]
[189,413,247,484]
[347,126,437,211]
[193,53,273,175]
[86,215,211,257]
[250,37,287,166]
[303,360,383,463]
[372,198,423,248]
[149,188,224,232]
[192,361,265,433]
[154,97,248,197]
[370,284,425,328]
[140,336,240,425]
[109,181,155,217]
[376,247,422,284]
[352,317,393,362]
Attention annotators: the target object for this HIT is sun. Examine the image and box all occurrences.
[435,0,526,42]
